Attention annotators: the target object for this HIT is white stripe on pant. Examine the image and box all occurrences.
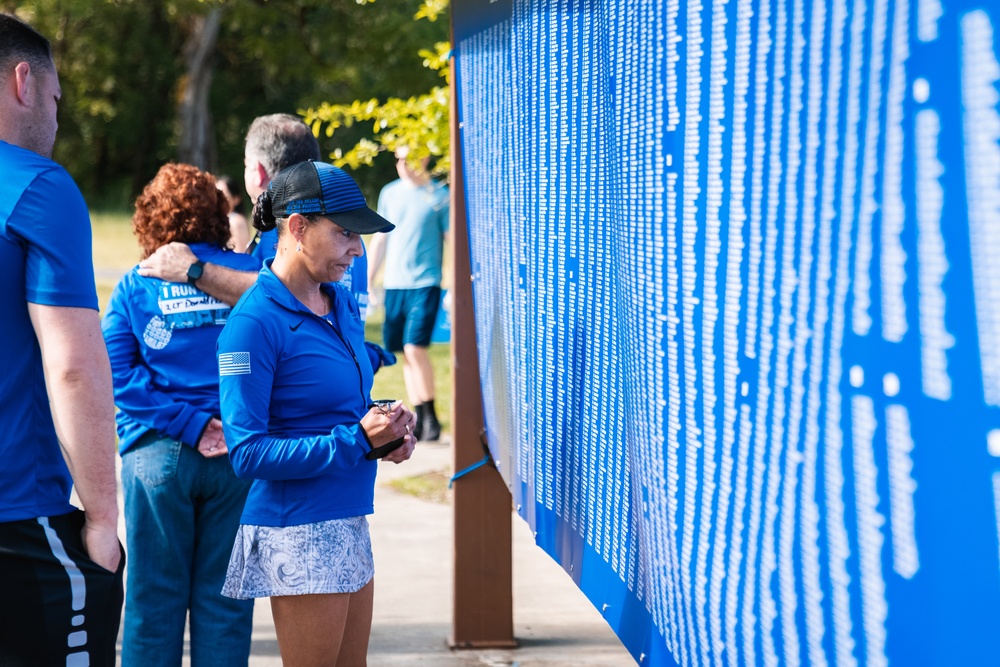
[37,517,90,667]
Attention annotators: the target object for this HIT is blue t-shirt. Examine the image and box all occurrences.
[218,261,377,527]
[376,179,449,289]
[0,141,98,523]
[102,243,262,454]
[252,228,370,319]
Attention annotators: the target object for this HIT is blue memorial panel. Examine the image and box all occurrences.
[452,0,1000,665]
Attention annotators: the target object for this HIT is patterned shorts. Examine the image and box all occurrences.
[221,516,374,599]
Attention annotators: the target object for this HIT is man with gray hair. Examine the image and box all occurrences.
[0,12,123,666]
[139,113,373,322]
[242,113,322,257]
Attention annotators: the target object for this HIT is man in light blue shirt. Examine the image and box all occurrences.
[368,146,449,440]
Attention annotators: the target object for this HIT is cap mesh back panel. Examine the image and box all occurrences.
[275,162,323,216]
[315,163,367,213]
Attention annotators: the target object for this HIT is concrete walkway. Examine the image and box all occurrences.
[113,437,635,666]
[250,437,634,666]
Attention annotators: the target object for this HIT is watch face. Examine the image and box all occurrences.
[187,261,204,283]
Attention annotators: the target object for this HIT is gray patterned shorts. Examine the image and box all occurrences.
[221,516,374,599]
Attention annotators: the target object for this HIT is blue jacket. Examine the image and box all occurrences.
[102,243,262,454]
[217,261,378,527]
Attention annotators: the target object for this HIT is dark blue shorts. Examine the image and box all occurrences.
[383,286,442,352]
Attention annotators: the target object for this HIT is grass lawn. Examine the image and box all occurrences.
[91,210,452,436]
[92,211,141,314]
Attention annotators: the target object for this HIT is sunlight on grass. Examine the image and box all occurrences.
[92,211,140,271]
[386,470,452,504]
[92,211,138,314]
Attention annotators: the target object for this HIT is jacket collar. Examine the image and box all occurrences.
[258,258,350,318]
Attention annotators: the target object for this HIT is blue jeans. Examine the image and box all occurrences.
[121,433,253,666]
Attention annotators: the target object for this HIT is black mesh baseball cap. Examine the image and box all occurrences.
[269,161,394,234]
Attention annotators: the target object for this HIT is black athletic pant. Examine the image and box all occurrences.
[0,509,124,667]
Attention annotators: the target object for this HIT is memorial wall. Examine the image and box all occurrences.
[452,0,1000,664]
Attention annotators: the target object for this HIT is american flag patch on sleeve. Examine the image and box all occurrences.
[219,352,251,376]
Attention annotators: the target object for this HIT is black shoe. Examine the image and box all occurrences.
[413,403,426,441]
[420,400,441,441]
[420,413,441,441]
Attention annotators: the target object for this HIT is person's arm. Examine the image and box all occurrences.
[440,189,451,248]
[364,341,396,372]
[366,232,388,309]
[137,242,256,306]
[28,304,120,573]
[228,214,250,254]
[366,232,387,290]
[219,313,410,480]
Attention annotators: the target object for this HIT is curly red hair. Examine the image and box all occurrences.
[132,163,231,259]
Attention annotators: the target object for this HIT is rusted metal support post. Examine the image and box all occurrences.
[448,24,517,649]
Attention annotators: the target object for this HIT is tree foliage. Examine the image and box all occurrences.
[301,0,451,177]
[3,0,446,205]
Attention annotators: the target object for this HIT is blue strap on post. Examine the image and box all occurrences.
[448,428,495,488]
[449,455,492,488]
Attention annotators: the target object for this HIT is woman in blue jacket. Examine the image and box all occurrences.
[102,163,263,665]
[218,160,416,665]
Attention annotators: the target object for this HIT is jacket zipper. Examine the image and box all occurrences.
[322,315,366,404]
[265,279,367,406]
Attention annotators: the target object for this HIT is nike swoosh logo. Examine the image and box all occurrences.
[289,321,304,332]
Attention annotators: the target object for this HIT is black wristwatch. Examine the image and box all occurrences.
[186,260,205,286]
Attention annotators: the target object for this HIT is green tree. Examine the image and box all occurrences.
[301,0,451,180]
[209,0,448,201]
[6,0,183,204]
[3,0,446,205]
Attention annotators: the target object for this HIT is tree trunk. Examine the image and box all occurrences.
[177,7,221,169]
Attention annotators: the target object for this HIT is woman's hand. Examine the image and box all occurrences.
[197,418,229,458]
[360,401,417,463]
[382,434,416,464]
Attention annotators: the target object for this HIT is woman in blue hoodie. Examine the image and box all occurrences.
[217,160,416,665]
[102,163,263,665]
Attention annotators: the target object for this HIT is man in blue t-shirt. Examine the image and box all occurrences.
[368,146,450,441]
[0,14,123,666]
